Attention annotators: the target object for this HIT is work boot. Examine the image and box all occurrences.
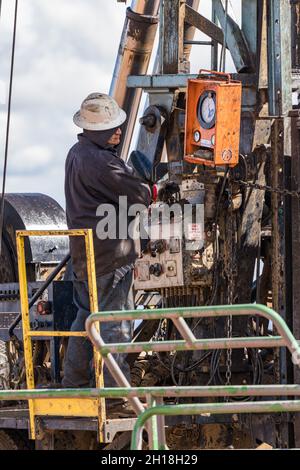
[36,382,62,389]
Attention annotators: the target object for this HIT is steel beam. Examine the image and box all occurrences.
[242,0,258,60]
[127,73,256,89]
[290,110,300,447]
[183,0,200,70]
[271,118,291,448]
[185,3,224,47]
[211,0,219,70]
[271,119,287,335]
[161,0,185,74]
[291,0,300,70]
[267,0,292,116]
[214,0,254,72]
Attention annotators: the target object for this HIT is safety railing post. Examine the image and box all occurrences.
[16,232,36,439]
[131,401,300,450]
[156,396,167,450]
[146,394,159,450]
[84,228,106,441]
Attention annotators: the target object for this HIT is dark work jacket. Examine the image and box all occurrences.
[65,134,151,280]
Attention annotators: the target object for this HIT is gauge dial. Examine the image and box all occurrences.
[202,95,215,123]
[193,130,201,143]
[197,91,216,129]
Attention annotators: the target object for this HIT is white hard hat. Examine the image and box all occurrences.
[73,93,127,131]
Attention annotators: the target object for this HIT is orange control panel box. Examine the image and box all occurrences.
[184,70,242,168]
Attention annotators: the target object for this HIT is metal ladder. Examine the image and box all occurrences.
[15,229,105,441]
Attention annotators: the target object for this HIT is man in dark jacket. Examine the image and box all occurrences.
[62,93,151,392]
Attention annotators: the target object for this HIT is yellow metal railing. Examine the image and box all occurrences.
[16,229,105,441]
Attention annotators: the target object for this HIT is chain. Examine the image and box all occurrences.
[225,179,234,387]
[225,316,233,386]
[222,173,300,393]
[233,179,300,199]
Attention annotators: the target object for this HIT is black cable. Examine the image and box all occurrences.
[215,167,230,224]
[184,351,212,372]
[207,349,221,385]
[170,353,178,386]
[209,347,264,400]
[0,0,19,257]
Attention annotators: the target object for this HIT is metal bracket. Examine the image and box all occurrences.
[104,418,137,443]
[35,417,54,450]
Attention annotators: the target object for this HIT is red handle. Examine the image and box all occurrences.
[198,69,231,83]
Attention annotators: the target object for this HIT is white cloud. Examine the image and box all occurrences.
[9,144,52,175]
[0,0,126,208]
[0,0,239,210]
[0,80,6,105]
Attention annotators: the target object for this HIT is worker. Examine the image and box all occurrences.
[62,93,151,402]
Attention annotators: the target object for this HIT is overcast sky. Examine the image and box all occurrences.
[0,0,238,208]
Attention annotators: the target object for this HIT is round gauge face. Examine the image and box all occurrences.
[197,91,216,129]
[193,130,201,143]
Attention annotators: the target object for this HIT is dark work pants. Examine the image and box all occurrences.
[62,270,134,388]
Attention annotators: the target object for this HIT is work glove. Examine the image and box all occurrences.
[129,150,153,183]
[157,181,180,203]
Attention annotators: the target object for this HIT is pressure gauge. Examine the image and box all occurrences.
[197,91,216,129]
[185,74,242,167]
[193,130,201,143]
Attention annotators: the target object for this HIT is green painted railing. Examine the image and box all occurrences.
[86,304,300,359]
[85,303,300,449]
[1,303,300,449]
[1,384,300,401]
[131,401,300,450]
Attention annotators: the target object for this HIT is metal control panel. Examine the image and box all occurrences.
[135,233,184,290]
[134,179,214,290]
